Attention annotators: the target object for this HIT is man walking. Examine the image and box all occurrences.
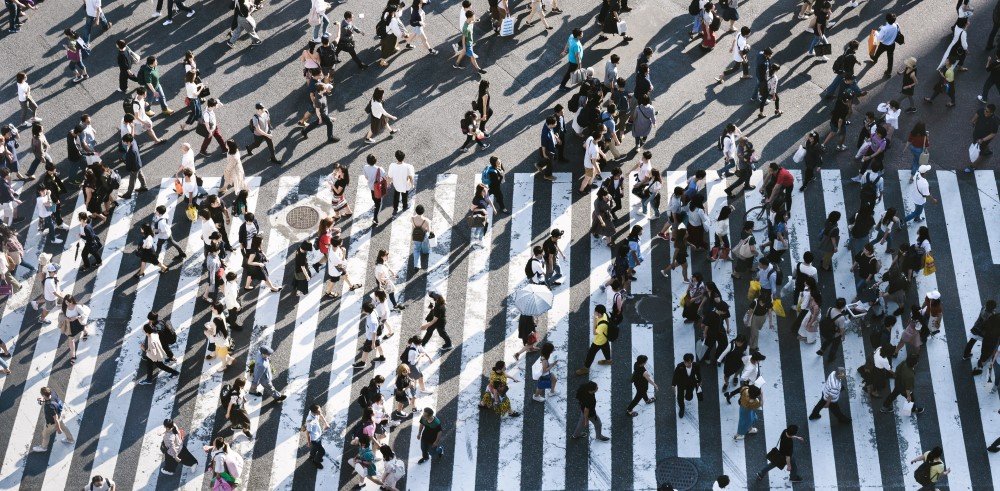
[808,367,852,423]
[558,28,584,90]
[153,205,185,258]
[249,346,287,401]
[304,403,330,468]
[452,10,487,75]
[116,40,140,94]
[334,12,368,70]
[137,56,174,116]
[416,407,445,463]
[755,425,804,482]
[228,0,263,48]
[199,98,227,156]
[79,213,103,270]
[246,102,279,163]
[571,381,610,441]
[386,150,414,215]
[868,13,901,78]
[903,164,936,223]
[543,228,565,286]
[965,103,1000,173]
[575,304,612,375]
[880,356,924,414]
[30,387,74,452]
[120,133,149,199]
[81,0,112,43]
[671,352,702,418]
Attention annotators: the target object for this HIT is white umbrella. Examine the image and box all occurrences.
[513,284,554,316]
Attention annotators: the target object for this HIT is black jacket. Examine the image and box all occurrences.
[671,362,702,389]
[124,140,142,172]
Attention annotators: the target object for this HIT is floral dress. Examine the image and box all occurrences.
[480,370,513,415]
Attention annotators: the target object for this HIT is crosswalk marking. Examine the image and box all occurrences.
[898,169,972,489]
[667,170,700,459]
[587,181,613,490]
[937,171,1000,487]
[313,174,377,490]
[87,184,177,483]
[540,174,572,491]
[495,172,534,491]
[631,323,657,489]
[0,192,87,489]
[819,170,885,490]
[974,170,1000,264]
[627,172,653,295]
[705,172,748,487]
[404,173,457,489]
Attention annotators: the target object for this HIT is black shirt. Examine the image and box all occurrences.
[576,386,597,411]
[831,99,850,125]
[974,108,1000,142]
[208,205,226,226]
[777,431,795,457]
[427,304,446,328]
[631,365,648,389]
[294,250,308,273]
[542,237,558,260]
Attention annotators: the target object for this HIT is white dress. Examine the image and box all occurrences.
[224,153,247,193]
[796,290,818,344]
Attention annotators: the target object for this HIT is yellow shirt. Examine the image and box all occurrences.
[593,315,609,345]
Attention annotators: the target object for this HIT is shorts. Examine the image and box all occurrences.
[411,26,424,36]
[830,121,846,136]
[363,339,378,352]
[465,45,475,57]
[584,167,596,178]
[326,273,342,283]
[43,298,58,311]
[536,374,553,390]
[406,362,423,380]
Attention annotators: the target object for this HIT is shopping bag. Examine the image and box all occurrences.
[500,16,515,37]
[919,149,930,166]
[680,292,689,307]
[185,205,198,221]
[616,21,628,34]
[814,42,832,56]
[174,179,184,195]
[969,143,981,163]
[570,68,588,85]
[922,252,936,276]
[772,298,787,318]
[900,400,914,416]
[792,145,806,164]
[867,29,877,58]
[747,280,761,300]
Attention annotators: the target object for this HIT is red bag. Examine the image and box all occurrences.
[373,168,388,200]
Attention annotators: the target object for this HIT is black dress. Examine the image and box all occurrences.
[245,247,267,281]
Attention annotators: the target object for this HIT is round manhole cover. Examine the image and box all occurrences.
[286,206,320,230]
[656,457,698,490]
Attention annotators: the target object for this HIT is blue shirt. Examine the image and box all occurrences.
[567,35,582,64]
[541,124,557,153]
[757,265,777,292]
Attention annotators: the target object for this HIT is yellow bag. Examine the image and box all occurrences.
[772,298,787,318]
[922,252,936,276]
[747,280,761,300]
[867,29,878,58]
[680,292,689,307]
[185,205,198,221]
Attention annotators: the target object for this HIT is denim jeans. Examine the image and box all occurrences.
[545,262,562,284]
[641,194,660,217]
[153,83,170,111]
[691,13,701,33]
[807,35,827,54]
[904,203,925,223]
[43,215,56,240]
[81,13,110,44]
[412,239,428,269]
[908,145,923,176]
[312,15,329,40]
[823,75,861,98]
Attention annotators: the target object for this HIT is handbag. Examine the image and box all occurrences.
[970,142,981,163]
[0,281,12,297]
[427,232,438,248]
[174,179,184,195]
[747,280,761,300]
[185,205,198,221]
[772,298,787,318]
[616,21,628,34]
[196,123,210,138]
[467,214,487,228]
[680,292,689,307]
[766,447,784,467]
[867,29,878,58]
[900,400,914,416]
[922,252,936,276]
[499,16,515,36]
[814,42,832,56]
[732,236,753,259]
[792,145,806,164]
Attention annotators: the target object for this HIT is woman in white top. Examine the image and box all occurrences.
[365,87,399,143]
[180,168,199,206]
[373,249,404,311]
[222,140,247,196]
[137,224,169,277]
[323,237,361,297]
[60,295,90,363]
[309,0,331,40]
[180,71,204,132]
[378,445,406,491]
[371,290,395,338]
[877,100,901,139]
[795,279,820,344]
[35,188,62,244]
[685,196,711,250]
[639,168,663,218]
[939,17,969,71]
[711,204,732,260]
[300,40,322,81]
[378,4,409,67]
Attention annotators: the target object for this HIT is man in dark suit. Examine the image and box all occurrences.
[552,105,567,162]
[79,213,103,269]
[121,133,148,199]
[671,352,701,418]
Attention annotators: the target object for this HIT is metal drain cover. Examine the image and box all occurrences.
[286,206,320,230]
[656,457,699,490]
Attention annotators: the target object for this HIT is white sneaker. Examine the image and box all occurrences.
[30,446,46,453]
[532,394,546,402]
[748,427,758,434]
[151,10,161,17]
[58,224,70,230]
[30,300,38,310]
[160,469,175,475]
[186,9,195,17]
[60,437,73,444]
[51,238,64,244]
[162,19,173,25]
[733,434,745,441]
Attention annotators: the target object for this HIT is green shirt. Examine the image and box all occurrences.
[145,65,161,86]
[462,22,474,46]
[894,360,915,392]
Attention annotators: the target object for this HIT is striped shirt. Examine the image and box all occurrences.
[821,371,842,402]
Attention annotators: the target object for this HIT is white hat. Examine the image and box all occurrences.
[926,290,941,300]
[917,164,932,174]
[46,263,60,273]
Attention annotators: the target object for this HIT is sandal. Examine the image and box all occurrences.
[82,332,89,341]
[70,356,76,365]
[350,284,362,291]
[325,292,341,298]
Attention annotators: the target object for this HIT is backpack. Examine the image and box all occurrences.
[819,308,845,338]
[710,14,722,32]
[372,168,388,200]
[524,258,538,280]
[832,54,847,74]
[123,95,137,116]
[859,174,882,207]
[48,395,64,416]
[107,169,122,190]
[688,0,700,15]
[158,320,178,346]
[567,94,581,114]
[481,167,494,186]
[602,319,619,342]
[318,45,337,67]
[400,345,415,364]
[220,383,236,409]
[913,461,933,485]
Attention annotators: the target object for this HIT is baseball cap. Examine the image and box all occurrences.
[255,102,265,110]
[917,164,931,174]
[46,264,60,273]
[550,229,564,237]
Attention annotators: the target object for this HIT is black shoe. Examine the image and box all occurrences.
[418,457,428,464]
[973,368,984,376]
[137,187,149,193]
[439,345,453,352]
[790,475,803,483]
[913,407,925,414]
[275,394,287,402]
[327,137,341,143]
[678,407,685,418]
[314,461,324,469]
[989,446,1000,453]
[809,414,821,420]
[249,390,263,396]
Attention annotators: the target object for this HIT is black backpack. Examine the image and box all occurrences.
[819,308,845,338]
[914,461,933,485]
[603,318,620,342]
[859,174,882,207]
[318,45,337,67]
[220,383,236,409]
[525,258,538,280]
[158,320,178,346]
[688,0,700,15]
[832,54,847,74]
[400,345,415,364]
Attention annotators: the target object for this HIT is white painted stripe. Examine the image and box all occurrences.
[0,192,85,489]
[404,173,457,489]
[586,181,613,490]
[898,170,971,489]
[667,170,700,459]
[788,170,838,488]
[631,323,657,489]
[974,170,1000,264]
[44,180,175,491]
[744,170,788,482]
[936,171,999,488]
[819,170,886,490]
[705,172,748,487]
[309,174,379,490]
[494,173,535,491]
[451,177,495,488]
[627,172,653,295]
[132,177,249,490]
[179,177,294,491]
[85,184,179,481]
[540,173,572,491]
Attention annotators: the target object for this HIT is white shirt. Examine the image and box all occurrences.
[142,235,156,251]
[872,347,892,370]
[362,164,384,191]
[911,174,930,206]
[374,263,394,290]
[916,238,932,253]
[370,100,387,119]
[878,103,901,130]
[875,23,899,45]
[85,0,102,17]
[796,262,818,283]
[722,134,739,160]
[364,311,379,341]
[153,214,171,239]
[35,193,53,219]
[939,26,969,69]
[182,177,198,199]
[252,111,271,134]
[180,149,196,173]
[388,14,405,38]
[687,207,709,227]
[821,372,843,401]
[223,280,240,309]
[311,0,328,14]
[458,7,471,30]
[202,109,217,130]
[327,247,346,277]
[732,33,749,63]
[635,159,652,182]
[43,275,60,301]
[583,137,599,169]
[387,161,414,192]
[16,82,28,102]
[305,413,324,442]
[185,82,199,99]
[200,218,218,244]
[529,257,545,284]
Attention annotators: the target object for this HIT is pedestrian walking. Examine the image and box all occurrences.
[160,419,198,475]
[558,28,584,90]
[880,356,924,414]
[575,304,612,375]
[138,321,179,384]
[966,103,1000,172]
[228,0,263,48]
[911,446,950,490]
[30,387,73,452]
[671,352,702,418]
[365,88,399,143]
[571,381,610,441]
[868,13,901,78]
[249,346,287,401]
[808,367,852,423]
[453,10,487,74]
[303,403,330,468]
[244,235,282,292]
[755,425,804,482]
[416,408,445,463]
[625,354,657,416]
[246,103,279,163]
[419,291,453,351]
[532,342,559,401]
[198,98,227,156]
[386,150,414,214]
[734,384,761,440]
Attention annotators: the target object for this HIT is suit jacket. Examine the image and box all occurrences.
[671,362,702,389]
[124,140,142,172]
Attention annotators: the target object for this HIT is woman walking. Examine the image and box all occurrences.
[686,196,710,250]
[393,364,418,417]
[731,221,756,279]
[204,317,235,367]
[160,419,198,475]
[905,122,929,177]
[899,57,918,112]
[410,205,430,270]
[374,249,404,311]
[925,58,957,107]
[631,94,657,149]
[474,80,494,136]
[136,224,169,277]
[405,0,438,54]
[329,164,354,219]
[682,272,707,323]
[625,355,657,416]
[225,377,254,439]
[795,278,821,344]
[911,446,950,490]
[59,295,89,364]
[470,183,494,245]
[243,235,281,292]
[222,140,247,196]
[479,361,521,417]
[719,334,748,391]
[532,342,559,402]
[662,223,690,281]
[734,384,762,440]
[365,88,399,143]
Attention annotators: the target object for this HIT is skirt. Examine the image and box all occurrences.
[370,115,388,137]
[687,225,708,249]
[68,319,86,337]
[380,34,398,59]
[536,373,553,390]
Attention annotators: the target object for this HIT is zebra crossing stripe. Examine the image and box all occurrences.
[631,323,657,489]
[85,184,179,482]
[0,191,87,489]
[937,171,1000,488]
[973,171,1000,265]
[898,170,972,489]
[587,179,613,490]
[209,177,297,490]
[705,172,748,487]
[404,173,457,489]
[540,173,572,491]
[666,170,701,459]
[788,170,839,488]
[39,182,150,491]
[495,172,534,490]
[819,170,886,489]
[627,172,653,295]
